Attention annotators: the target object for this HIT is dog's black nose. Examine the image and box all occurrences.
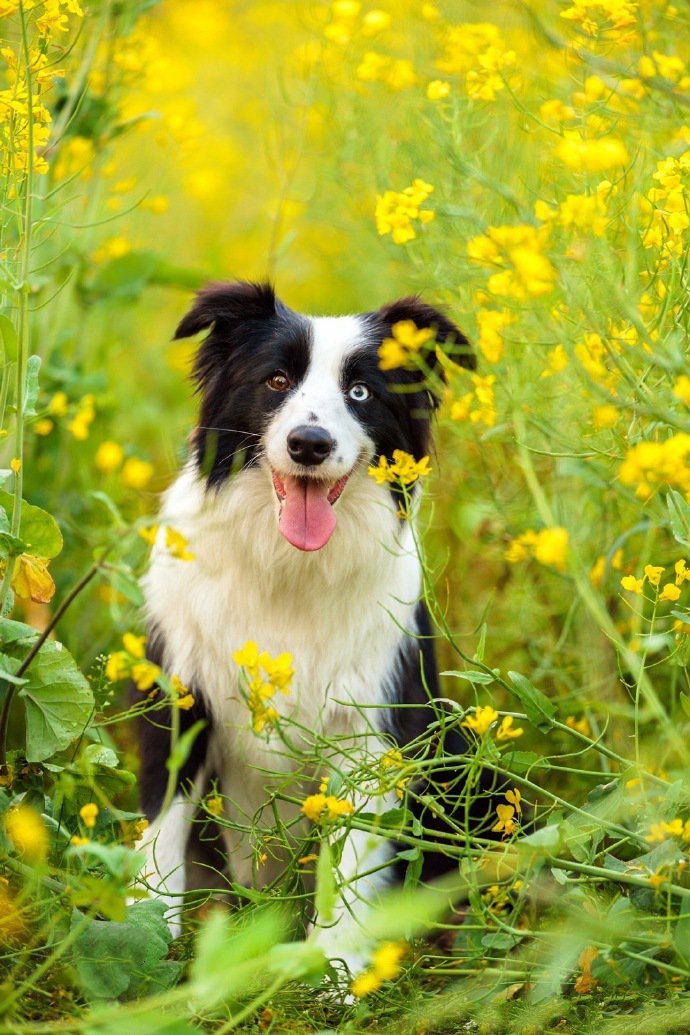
[287,426,334,466]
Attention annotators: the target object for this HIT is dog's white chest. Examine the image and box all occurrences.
[143,466,420,765]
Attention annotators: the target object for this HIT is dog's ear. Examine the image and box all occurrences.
[175,281,278,394]
[375,296,475,378]
[174,280,277,340]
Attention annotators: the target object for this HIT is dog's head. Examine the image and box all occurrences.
[174,281,473,552]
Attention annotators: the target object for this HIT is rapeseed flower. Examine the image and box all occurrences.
[375,179,434,245]
[462,704,499,735]
[5,805,48,861]
[378,320,435,371]
[301,792,353,823]
[79,803,99,829]
[351,942,406,997]
[368,450,431,487]
[233,641,293,733]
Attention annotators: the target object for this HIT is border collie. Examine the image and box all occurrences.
[137,281,491,975]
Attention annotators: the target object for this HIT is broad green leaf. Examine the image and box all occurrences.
[507,671,556,731]
[0,489,62,558]
[519,823,562,855]
[0,314,17,363]
[16,640,94,761]
[0,616,38,648]
[72,900,182,1003]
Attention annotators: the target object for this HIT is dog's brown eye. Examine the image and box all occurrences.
[267,372,290,392]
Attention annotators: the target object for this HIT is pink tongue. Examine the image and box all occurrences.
[279,477,336,551]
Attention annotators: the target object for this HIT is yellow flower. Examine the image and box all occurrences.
[371,941,406,980]
[34,419,54,436]
[675,559,690,586]
[5,805,48,861]
[505,788,522,814]
[476,308,511,364]
[301,792,352,823]
[492,804,518,836]
[427,79,451,101]
[165,527,195,561]
[644,565,665,587]
[659,582,681,602]
[79,803,99,829]
[673,376,690,406]
[139,525,160,546]
[621,574,645,594]
[95,441,124,473]
[71,835,90,846]
[122,633,146,659]
[351,970,382,997]
[375,180,435,245]
[9,458,20,475]
[462,704,499,735]
[468,223,556,301]
[368,450,431,486]
[566,715,591,736]
[592,404,618,428]
[105,651,131,682]
[131,661,161,691]
[206,795,223,817]
[378,320,435,371]
[496,716,524,741]
[122,457,154,490]
[556,132,629,172]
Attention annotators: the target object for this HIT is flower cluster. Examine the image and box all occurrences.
[323,2,392,48]
[462,705,523,741]
[377,320,435,371]
[357,52,417,91]
[301,792,354,823]
[640,152,690,260]
[645,817,690,844]
[435,22,516,101]
[620,560,690,602]
[467,223,556,300]
[560,0,638,46]
[619,434,690,500]
[368,450,431,487]
[505,527,570,573]
[449,372,497,428]
[375,179,435,245]
[492,787,523,837]
[535,191,609,238]
[475,308,512,364]
[232,640,293,734]
[106,633,193,707]
[555,131,629,173]
[379,747,407,799]
[351,942,406,997]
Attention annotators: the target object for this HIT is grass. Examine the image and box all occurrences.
[1,0,690,1031]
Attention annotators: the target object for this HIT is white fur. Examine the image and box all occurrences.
[141,313,423,973]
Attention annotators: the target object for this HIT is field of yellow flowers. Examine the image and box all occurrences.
[2,0,690,1031]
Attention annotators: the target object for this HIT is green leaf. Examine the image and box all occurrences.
[0,489,62,558]
[166,718,206,777]
[667,489,690,548]
[681,693,690,721]
[315,838,335,923]
[23,355,41,416]
[189,909,286,1009]
[0,616,38,648]
[0,314,17,363]
[441,669,496,684]
[16,640,94,762]
[0,531,29,558]
[519,823,562,855]
[71,901,182,1003]
[507,671,556,731]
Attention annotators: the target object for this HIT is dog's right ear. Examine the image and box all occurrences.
[174,280,277,340]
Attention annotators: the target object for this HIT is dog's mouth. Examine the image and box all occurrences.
[271,470,350,552]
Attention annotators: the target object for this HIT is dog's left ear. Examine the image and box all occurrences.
[375,296,475,385]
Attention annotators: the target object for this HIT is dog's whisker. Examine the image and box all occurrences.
[197,425,262,438]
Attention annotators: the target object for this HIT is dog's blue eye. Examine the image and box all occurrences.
[348,383,370,402]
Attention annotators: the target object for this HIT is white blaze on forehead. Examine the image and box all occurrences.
[308,314,368,379]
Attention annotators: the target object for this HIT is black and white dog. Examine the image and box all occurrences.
[138,281,491,971]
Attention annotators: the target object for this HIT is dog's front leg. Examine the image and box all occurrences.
[309,789,397,983]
